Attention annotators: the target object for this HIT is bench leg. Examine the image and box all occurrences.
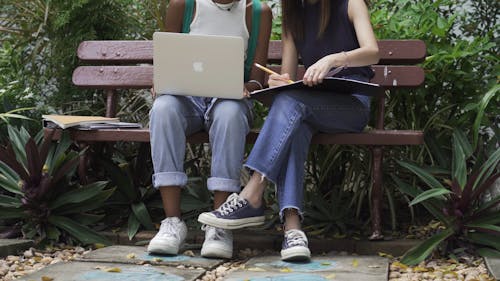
[370,146,384,240]
[78,142,89,185]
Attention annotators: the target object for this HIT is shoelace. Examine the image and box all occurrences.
[158,218,180,239]
[286,230,307,247]
[201,225,228,241]
[217,194,246,216]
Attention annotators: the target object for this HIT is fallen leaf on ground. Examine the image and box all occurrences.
[152,257,163,262]
[183,250,195,257]
[321,262,331,266]
[103,267,122,273]
[41,277,54,281]
[280,267,292,272]
[352,259,359,268]
[94,243,105,249]
[325,273,336,279]
[126,253,136,259]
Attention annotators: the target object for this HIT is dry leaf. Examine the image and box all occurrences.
[352,259,359,268]
[321,262,331,266]
[41,277,54,281]
[126,253,136,259]
[94,243,105,249]
[103,267,122,273]
[152,257,163,262]
[183,250,195,257]
[280,267,292,272]
[378,252,394,259]
[247,267,265,272]
[325,273,336,279]
[392,261,408,269]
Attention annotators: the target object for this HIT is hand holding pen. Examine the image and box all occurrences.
[254,63,294,87]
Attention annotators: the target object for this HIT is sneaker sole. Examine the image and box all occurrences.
[147,240,182,255]
[198,213,265,230]
[201,244,233,259]
[281,246,311,261]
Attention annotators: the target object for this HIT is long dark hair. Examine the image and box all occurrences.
[282,0,331,40]
[281,0,370,40]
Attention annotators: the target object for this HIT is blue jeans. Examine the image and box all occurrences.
[150,95,252,193]
[244,76,371,220]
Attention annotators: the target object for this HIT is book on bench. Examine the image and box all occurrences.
[42,115,142,130]
[250,77,382,98]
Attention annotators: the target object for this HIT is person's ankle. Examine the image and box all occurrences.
[240,194,262,209]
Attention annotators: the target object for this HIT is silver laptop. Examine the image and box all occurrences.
[153,32,244,99]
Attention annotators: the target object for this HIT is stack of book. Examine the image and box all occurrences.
[42,115,142,130]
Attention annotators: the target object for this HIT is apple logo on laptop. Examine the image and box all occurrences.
[192,61,204,73]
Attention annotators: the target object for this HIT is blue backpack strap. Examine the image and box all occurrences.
[244,0,262,82]
[182,0,195,33]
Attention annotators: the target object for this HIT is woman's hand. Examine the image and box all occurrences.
[268,73,292,88]
[302,55,336,87]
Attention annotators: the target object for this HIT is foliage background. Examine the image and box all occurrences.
[0,0,498,239]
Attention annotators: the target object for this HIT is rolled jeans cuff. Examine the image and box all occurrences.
[207,177,241,193]
[279,206,304,223]
[152,172,188,189]
[243,163,277,185]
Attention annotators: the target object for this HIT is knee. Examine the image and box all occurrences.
[212,101,249,128]
[270,92,305,117]
[150,95,184,122]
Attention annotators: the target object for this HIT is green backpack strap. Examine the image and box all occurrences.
[182,0,195,33]
[182,0,261,81]
[245,0,262,82]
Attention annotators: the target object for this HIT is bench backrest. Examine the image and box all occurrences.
[73,40,426,129]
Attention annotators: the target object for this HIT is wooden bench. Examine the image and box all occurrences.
[46,39,426,240]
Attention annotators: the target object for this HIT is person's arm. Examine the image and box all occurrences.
[267,27,299,88]
[164,0,188,32]
[244,2,273,94]
[303,0,379,86]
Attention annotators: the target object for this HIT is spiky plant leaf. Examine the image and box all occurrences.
[48,215,111,246]
[49,181,108,209]
[409,188,452,206]
[401,228,454,265]
[127,213,141,241]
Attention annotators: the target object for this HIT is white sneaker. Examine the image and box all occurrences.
[201,225,233,259]
[280,229,311,261]
[147,217,187,255]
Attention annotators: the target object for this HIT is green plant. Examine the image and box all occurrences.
[0,126,114,245]
[393,128,499,265]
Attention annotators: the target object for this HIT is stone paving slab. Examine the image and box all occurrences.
[78,245,223,269]
[17,261,204,281]
[484,257,500,280]
[0,239,34,257]
[225,255,388,281]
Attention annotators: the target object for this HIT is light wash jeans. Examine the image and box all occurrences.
[150,95,252,193]
[244,75,371,220]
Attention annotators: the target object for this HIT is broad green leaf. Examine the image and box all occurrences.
[477,248,500,258]
[99,158,137,201]
[0,194,20,208]
[46,225,61,241]
[401,228,454,265]
[474,195,500,215]
[467,233,500,250]
[453,129,473,159]
[409,188,452,206]
[0,207,27,219]
[56,188,115,215]
[392,175,449,224]
[465,223,500,233]
[0,173,22,195]
[7,126,27,169]
[398,161,446,190]
[127,213,140,240]
[50,181,108,209]
[0,159,21,182]
[131,202,154,230]
[48,215,111,246]
[473,85,499,148]
[473,148,500,190]
[452,131,467,188]
[70,213,105,226]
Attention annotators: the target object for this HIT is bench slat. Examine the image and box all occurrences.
[73,65,424,89]
[45,128,423,145]
[78,40,426,65]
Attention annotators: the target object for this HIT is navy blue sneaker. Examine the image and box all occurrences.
[281,229,311,261]
[198,193,265,229]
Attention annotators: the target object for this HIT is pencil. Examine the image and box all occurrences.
[254,63,294,84]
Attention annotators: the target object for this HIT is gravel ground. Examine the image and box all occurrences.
[0,246,495,281]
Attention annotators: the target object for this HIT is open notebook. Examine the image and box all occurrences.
[42,115,142,130]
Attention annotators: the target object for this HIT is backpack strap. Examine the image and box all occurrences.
[182,0,195,33]
[245,0,262,82]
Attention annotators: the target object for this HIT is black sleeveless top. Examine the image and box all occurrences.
[294,0,374,79]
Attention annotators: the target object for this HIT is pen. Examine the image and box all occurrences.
[254,63,294,84]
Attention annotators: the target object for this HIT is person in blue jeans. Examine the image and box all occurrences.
[198,0,380,261]
[148,0,272,259]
